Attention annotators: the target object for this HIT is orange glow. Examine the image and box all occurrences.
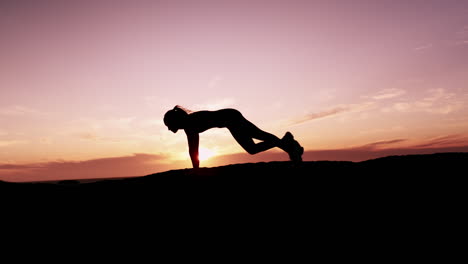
[199,148,216,161]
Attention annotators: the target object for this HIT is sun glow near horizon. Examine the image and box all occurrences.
[199,148,217,162]
[175,147,217,163]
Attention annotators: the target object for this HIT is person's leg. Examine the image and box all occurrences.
[229,129,276,154]
[228,119,286,154]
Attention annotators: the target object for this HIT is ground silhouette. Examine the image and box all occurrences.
[2,151,464,239]
[1,153,465,202]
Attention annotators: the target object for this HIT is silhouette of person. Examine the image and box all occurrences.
[164,106,304,169]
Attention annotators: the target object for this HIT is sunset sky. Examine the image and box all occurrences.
[1,0,468,182]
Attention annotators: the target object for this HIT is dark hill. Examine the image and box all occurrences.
[3,152,464,249]
[1,152,465,202]
[2,152,465,238]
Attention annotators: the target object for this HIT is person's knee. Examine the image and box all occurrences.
[246,149,257,155]
[243,146,258,155]
[245,146,260,155]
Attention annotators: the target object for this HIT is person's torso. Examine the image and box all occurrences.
[186,109,242,133]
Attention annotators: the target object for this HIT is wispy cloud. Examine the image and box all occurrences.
[425,88,454,101]
[63,117,138,141]
[412,134,468,149]
[77,132,101,141]
[39,137,53,144]
[452,26,468,45]
[456,26,468,36]
[291,106,350,125]
[0,164,43,170]
[360,126,405,135]
[359,139,407,149]
[355,135,468,153]
[455,26,468,38]
[365,88,406,100]
[455,40,468,46]
[0,105,46,117]
[385,88,464,114]
[0,140,27,147]
[414,43,433,51]
[290,102,375,125]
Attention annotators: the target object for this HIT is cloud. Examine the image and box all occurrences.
[0,164,42,170]
[360,139,407,149]
[451,26,468,45]
[360,126,405,135]
[412,134,468,149]
[366,88,406,100]
[455,40,468,45]
[388,88,464,114]
[39,137,53,144]
[0,105,46,117]
[414,43,433,51]
[77,132,100,141]
[290,102,375,125]
[291,107,349,125]
[0,140,27,147]
[62,117,143,143]
[0,153,185,182]
[455,26,468,38]
[425,88,454,101]
[456,26,468,36]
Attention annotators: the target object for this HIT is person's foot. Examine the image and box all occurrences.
[282,132,304,163]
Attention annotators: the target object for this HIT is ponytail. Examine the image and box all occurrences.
[173,105,192,114]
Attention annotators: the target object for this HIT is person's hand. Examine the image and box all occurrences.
[192,159,200,169]
[185,166,200,177]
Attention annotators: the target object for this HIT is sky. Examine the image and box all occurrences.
[1,0,468,182]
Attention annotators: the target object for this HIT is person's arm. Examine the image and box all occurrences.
[186,131,200,169]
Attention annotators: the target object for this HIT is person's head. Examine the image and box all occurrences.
[163,105,189,133]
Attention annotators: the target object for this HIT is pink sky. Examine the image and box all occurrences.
[1,0,468,182]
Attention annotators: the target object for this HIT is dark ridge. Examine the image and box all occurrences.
[1,152,465,198]
[2,152,465,238]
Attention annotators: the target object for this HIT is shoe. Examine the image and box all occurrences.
[282,132,304,163]
[282,131,293,141]
[290,140,304,163]
[281,132,293,151]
